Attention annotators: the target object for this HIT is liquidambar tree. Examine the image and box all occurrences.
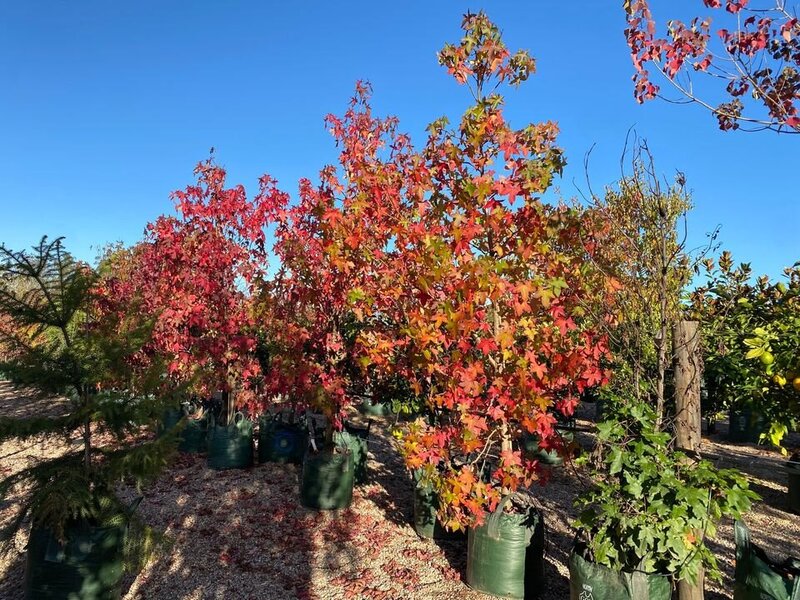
[353,12,611,529]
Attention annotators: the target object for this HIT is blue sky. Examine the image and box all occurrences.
[1,1,797,278]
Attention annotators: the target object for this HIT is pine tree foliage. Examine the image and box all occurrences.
[0,236,176,566]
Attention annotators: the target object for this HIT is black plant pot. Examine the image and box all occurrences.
[258,416,306,465]
[787,455,800,514]
[727,406,766,444]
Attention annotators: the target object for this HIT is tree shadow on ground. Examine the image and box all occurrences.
[356,420,413,529]
[0,542,25,600]
[117,451,318,600]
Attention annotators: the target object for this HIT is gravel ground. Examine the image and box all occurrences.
[1,381,798,599]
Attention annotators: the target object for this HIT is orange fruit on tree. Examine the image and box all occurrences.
[793,377,800,393]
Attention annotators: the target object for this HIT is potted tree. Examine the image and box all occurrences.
[0,237,176,600]
[257,177,359,508]
[347,13,610,598]
[692,257,800,449]
[138,159,282,469]
[572,399,756,600]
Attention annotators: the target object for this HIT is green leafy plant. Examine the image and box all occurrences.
[691,253,800,449]
[574,397,757,584]
[0,237,175,567]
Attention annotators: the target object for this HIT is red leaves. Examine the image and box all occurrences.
[726,0,748,13]
[625,0,800,131]
[132,158,283,404]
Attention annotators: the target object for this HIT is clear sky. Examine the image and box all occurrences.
[1,1,797,278]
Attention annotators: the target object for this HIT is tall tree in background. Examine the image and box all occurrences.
[582,138,700,427]
[137,159,285,421]
[625,0,800,132]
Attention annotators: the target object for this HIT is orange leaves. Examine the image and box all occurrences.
[256,12,616,533]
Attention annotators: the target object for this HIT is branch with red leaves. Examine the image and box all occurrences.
[625,0,800,132]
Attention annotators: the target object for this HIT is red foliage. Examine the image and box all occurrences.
[132,159,287,410]
[344,12,612,528]
[624,0,800,131]
[257,81,410,430]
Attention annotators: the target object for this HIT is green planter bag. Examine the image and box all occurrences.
[24,498,141,600]
[300,447,354,510]
[178,415,208,453]
[258,414,306,465]
[568,550,671,600]
[333,421,370,485]
[520,426,575,467]
[25,525,124,600]
[412,477,465,540]
[207,413,254,470]
[466,493,544,599]
[734,520,800,600]
[160,403,208,453]
[728,406,766,443]
[786,458,800,514]
[159,407,182,436]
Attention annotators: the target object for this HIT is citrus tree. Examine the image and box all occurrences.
[691,252,800,449]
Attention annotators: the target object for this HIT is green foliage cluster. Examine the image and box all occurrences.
[691,252,800,448]
[575,398,756,583]
[0,237,176,567]
[583,140,697,423]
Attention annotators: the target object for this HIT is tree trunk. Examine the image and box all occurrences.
[673,320,703,600]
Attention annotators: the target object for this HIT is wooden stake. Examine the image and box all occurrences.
[673,320,703,600]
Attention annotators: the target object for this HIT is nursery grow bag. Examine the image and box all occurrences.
[568,551,671,600]
[521,426,575,467]
[728,406,766,444]
[258,417,305,465]
[333,421,370,484]
[786,459,800,515]
[466,496,544,599]
[24,498,141,600]
[25,524,125,600]
[207,413,254,470]
[300,447,354,510]
[734,519,800,600]
[412,479,464,540]
[178,416,208,453]
[159,407,182,436]
[161,404,207,453]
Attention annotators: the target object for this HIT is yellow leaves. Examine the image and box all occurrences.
[533,395,551,412]
[536,288,555,309]
[496,327,514,351]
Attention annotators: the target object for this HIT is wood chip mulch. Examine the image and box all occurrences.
[1,382,798,599]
